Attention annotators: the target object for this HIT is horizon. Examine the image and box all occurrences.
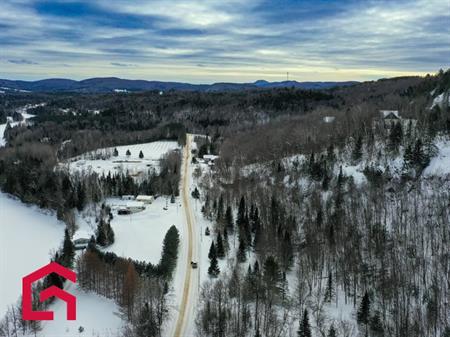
[1,0,449,82]
[1,75,362,85]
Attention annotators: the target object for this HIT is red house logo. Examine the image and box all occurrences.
[22,262,77,321]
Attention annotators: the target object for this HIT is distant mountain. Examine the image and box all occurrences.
[0,77,358,93]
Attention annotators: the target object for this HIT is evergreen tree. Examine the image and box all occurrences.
[61,229,75,268]
[370,311,384,337]
[263,255,282,295]
[327,144,335,162]
[352,135,363,162]
[106,222,115,244]
[126,149,131,156]
[216,195,224,222]
[216,232,225,258]
[298,309,312,337]
[337,165,344,188]
[412,138,430,170]
[237,238,247,262]
[191,187,200,199]
[237,196,246,227]
[223,227,229,251]
[225,205,234,230]
[388,122,403,152]
[328,324,337,337]
[316,208,323,228]
[322,170,330,190]
[113,148,118,156]
[139,150,144,159]
[208,241,216,260]
[324,271,334,302]
[76,181,86,211]
[208,254,220,277]
[357,291,371,326]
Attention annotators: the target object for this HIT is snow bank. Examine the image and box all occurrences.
[0,193,65,317]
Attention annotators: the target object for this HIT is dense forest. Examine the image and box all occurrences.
[193,69,450,337]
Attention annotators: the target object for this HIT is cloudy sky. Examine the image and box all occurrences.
[0,0,449,83]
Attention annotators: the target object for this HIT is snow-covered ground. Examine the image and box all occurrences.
[431,90,450,109]
[0,105,37,147]
[0,192,65,317]
[424,139,450,176]
[103,197,183,264]
[63,141,180,176]
[37,283,122,337]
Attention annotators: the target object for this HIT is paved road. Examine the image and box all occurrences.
[173,134,198,337]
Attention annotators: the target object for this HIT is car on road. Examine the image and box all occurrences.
[190,261,198,269]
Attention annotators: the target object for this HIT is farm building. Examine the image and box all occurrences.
[136,195,154,204]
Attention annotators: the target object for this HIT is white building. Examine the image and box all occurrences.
[203,154,219,164]
[136,195,154,204]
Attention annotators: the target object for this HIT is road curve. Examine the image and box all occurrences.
[173,133,197,337]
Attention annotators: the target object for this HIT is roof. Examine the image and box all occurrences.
[380,110,400,119]
[121,200,145,208]
[136,195,154,200]
[203,154,219,160]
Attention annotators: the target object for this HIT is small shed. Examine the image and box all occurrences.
[136,195,154,204]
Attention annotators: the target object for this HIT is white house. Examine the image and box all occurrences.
[136,195,154,204]
[380,110,400,119]
[380,110,401,128]
[323,116,336,123]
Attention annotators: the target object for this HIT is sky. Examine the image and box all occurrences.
[0,0,449,83]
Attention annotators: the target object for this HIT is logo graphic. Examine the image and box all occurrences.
[22,262,77,321]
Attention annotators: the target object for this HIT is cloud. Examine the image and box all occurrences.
[111,62,136,67]
[8,59,38,65]
[0,0,448,81]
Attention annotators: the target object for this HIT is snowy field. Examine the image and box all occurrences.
[424,139,450,176]
[0,192,65,317]
[103,197,183,264]
[36,283,122,337]
[64,141,180,176]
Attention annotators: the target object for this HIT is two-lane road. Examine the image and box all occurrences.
[173,134,198,337]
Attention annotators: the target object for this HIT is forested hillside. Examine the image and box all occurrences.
[194,70,450,337]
